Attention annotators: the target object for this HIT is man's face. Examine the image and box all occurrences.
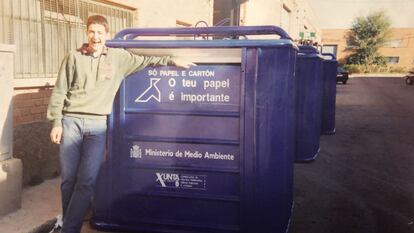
[87,23,109,52]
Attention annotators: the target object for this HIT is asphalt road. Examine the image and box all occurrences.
[290,76,414,233]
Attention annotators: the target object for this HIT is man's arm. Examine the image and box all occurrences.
[170,57,196,69]
[47,53,72,144]
[118,49,195,77]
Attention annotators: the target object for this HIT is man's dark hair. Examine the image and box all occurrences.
[86,15,109,32]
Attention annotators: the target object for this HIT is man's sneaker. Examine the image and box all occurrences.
[28,216,59,233]
[49,226,61,233]
[48,214,63,233]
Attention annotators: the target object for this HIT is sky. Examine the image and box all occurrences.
[307,0,413,29]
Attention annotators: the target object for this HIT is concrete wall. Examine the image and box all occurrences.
[0,44,22,217]
[240,0,321,42]
[241,0,283,26]
[296,0,320,42]
[113,0,321,41]
[0,158,22,217]
[107,0,214,27]
[136,0,213,27]
[0,44,14,162]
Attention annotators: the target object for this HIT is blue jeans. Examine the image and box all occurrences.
[59,116,107,233]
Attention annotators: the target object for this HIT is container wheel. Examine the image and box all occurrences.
[406,77,413,85]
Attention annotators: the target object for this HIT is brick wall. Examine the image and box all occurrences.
[13,87,52,125]
[12,86,59,186]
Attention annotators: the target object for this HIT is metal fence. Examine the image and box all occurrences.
[0,0,134,80]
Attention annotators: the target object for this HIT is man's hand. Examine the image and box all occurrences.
[50,126,63,144]
[171,57,196,69]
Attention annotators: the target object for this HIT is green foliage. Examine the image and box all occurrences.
[346,11,391,66]
[342,64,407,74]
[342,64,363,74]
[388,66,407,73]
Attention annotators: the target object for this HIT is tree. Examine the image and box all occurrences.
[346,11,391,66]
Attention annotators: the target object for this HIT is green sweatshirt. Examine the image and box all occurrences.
[47,47,172,127]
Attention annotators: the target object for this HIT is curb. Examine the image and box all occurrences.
[350,73,405,78]
[28,218,57,233]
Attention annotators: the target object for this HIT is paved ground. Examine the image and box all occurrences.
[0,178,60,233]
[290,76,414,233]
[1,76,413,233]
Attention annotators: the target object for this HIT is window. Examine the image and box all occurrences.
[213,0,240,26]
[322,45,338,56]
[0,0,134,81]
[386,57,400,64]
[384,40,403,48]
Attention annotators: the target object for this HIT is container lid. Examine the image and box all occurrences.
[106,26,298,50]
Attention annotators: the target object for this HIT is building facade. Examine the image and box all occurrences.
[0,0,214,186]
[240,0,321,43]
[321,28,414,70]
[379,28,414,69]
[2,0,321,126]
[308,0,414,70]
[0,0,319,187]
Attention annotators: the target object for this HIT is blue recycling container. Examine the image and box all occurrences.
[320,53,338,135]
[294,45,323,162]
[91,26,297,233]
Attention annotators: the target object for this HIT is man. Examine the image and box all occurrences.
[47,15,193,233]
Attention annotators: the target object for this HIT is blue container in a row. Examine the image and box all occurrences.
[91,26,338,233]
[294,46,337,163]
[321,53,338,135]
[92,26,297,233]
[294,46,323,162]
